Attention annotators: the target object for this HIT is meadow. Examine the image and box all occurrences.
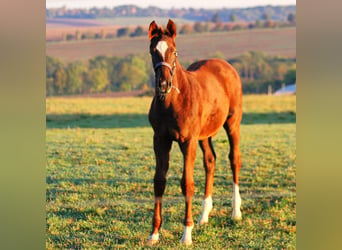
[46,95,296,249]
[46,27,296,63]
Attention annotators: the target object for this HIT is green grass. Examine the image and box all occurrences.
[46,95,296,249]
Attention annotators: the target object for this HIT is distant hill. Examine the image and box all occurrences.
[46,5,296,22]
[46,28,296,63]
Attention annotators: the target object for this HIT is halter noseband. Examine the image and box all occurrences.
[154,61,175,76]
[153,53,180,95]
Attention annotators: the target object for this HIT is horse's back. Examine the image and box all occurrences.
[187,58,242,110]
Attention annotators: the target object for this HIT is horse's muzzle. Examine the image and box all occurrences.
[158,80,171,94]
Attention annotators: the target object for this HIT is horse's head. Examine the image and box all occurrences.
[148,19,178,96]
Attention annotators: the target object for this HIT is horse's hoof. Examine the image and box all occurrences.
[181,225,193,245]
[181,239,193,245]
[232,209,242,221]
[147,239,158,245]
[147,233,159,245]
[197,217,208,225]
[232,215,242,221]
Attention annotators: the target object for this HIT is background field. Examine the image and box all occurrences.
[46,27,296,62]
[46,95,296,249]
[46,17,193,41]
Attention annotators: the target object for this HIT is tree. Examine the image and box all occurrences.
[66,34,74,41]
[230,13,237,22]
[263,12,271,21]
[232,24,243,31]
[117,55,149,91]
[66,61,87,94]
[86,68,110,93]
[81,32,95,40]
[179,24,193,34]
[284,68,296,84]
[89,55,109,70]
[287,13,296,24]
[46,56,65,96]
[130,26,144,37]
[54,68,67,95]
[209,51,225,60]
[117,27,129,37]
[212,12,221,23]
[46,56,64,79]
[193,22,206,33]
[273,63,288,81]
[46,78,55,96]
[255,19,263,28]
[106,56,123,90]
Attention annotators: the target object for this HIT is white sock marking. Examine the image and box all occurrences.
[197,196,213,225]
[181,225,194,245]
[232,181,242,219]
[148,233,159,242]
[156,41,168,60]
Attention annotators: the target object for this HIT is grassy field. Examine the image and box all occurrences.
[46,95,296,249]
[46,27,296,63]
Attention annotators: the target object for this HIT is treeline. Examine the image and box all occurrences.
[46,51,296,96]
[51,18,295,42]
[46,54,153,96]
[229,51,296,93]
[46,5,296,23]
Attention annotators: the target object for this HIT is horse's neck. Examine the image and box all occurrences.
[173,61,187,93]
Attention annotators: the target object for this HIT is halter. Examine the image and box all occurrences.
[154,61,175,76]
[154,52,180,95]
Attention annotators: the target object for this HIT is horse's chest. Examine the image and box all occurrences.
[150,111,192,141]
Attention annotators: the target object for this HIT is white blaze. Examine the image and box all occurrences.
[156,41,168,60]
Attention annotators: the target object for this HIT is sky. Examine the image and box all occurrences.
[46,0,296,9]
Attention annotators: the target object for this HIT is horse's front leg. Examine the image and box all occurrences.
[148,134,172,244]
[179,138,197,245]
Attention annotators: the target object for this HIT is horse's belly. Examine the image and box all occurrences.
[199,110,227,139]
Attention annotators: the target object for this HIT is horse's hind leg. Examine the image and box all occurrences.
[224,110,242,220]
[197,137,216,225]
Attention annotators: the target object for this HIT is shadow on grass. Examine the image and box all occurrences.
[46,111,295,129]
[242,111,296,125]
[46,113,150,129]
[46,176,153,186]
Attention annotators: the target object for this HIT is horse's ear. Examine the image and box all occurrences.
[148,20,159,40]
[166,19,177,40]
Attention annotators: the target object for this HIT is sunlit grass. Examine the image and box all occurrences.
[46,95,296,249]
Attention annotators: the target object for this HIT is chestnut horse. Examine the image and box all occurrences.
[147,19,243,245]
